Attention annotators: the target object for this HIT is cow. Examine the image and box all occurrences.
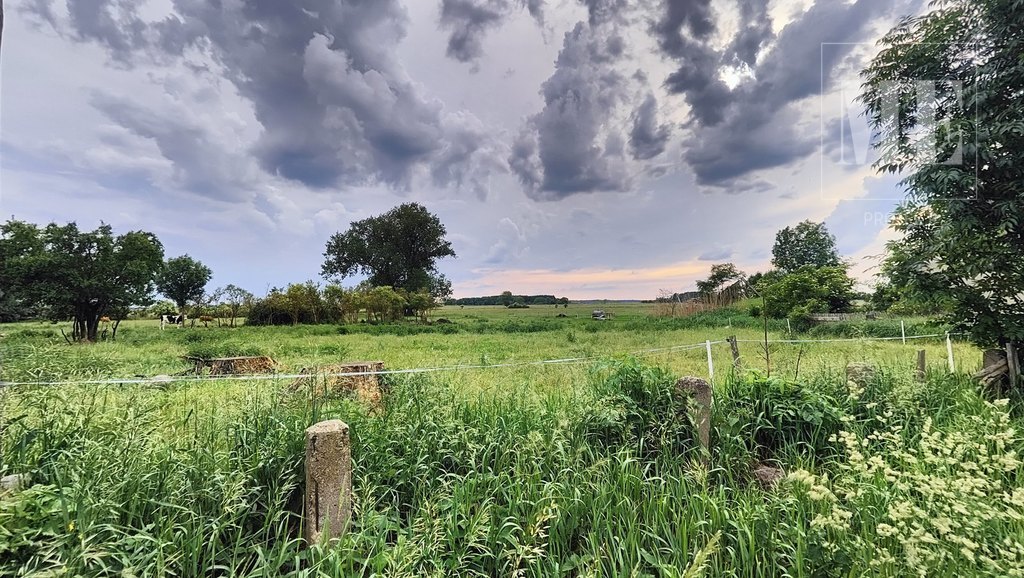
[198,315,215,328]
[160,313,186,330]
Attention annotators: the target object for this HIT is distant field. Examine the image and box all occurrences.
[0,305,977,393]
[4,308,1017,577]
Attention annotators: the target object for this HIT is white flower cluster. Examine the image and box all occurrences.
[787,400,1024,577]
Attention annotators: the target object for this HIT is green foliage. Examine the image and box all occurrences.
[0,321,1019,577]
[0,220,165,340]
[861,0,1024,349]
[771,221,841,274]
[322,203,456,299]
[453,293,566,306]
[580,359,697,458]
[806,319,949,339]
[696,262,745,295]
[716,377,843,459]
[761,266,856,319]
[216,284,254,327]
[156,255,212,312]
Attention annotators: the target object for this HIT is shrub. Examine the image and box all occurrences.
[579,359,699,458]
[716,376,843,459]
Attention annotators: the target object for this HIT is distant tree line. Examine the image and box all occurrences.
[448,292,569,307]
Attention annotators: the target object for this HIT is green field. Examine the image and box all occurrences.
[2,307,1021,577]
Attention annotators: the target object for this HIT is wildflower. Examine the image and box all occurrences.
[931,517,953,535]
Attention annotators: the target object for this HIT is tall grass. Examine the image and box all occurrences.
[3,353,1021,577]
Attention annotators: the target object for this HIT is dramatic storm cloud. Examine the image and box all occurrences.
[653,0,918,190]
[509,0,673,200]
[24,0,505,192]
[439,0,544,64]
[3,0,926,298]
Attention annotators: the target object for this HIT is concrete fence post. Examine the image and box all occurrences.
[916,350,926,382]
[676,377,712,462]
[946,333,956,372]
[705,340,714,382]
[304,420,352,545]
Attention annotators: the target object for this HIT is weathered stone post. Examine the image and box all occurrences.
[676,377,712,460]
[915,350,926,382]
[846,363,875,386]
[304,420,352,545]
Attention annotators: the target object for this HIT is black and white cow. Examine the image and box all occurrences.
[160,313,186,330]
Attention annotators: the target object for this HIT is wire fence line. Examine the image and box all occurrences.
[0,332,964,389]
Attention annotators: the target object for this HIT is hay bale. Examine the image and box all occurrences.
[290,361,385,406]
[186,356,277,375]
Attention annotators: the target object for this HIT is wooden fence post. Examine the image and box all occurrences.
[915,350,926,382]
[1007,342,1020,387]
[304,420,352,545]
[727,336,741,369]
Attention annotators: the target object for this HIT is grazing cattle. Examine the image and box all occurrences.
[160,314,186,330]
[99,316,111,324]
[198,315,215,327]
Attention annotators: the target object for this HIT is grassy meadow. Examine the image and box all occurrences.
[2,304,1022,577]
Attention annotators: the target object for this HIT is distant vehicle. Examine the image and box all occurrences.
[592,310,608,320]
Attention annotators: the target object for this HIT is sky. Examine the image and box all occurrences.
[0,0,925,300]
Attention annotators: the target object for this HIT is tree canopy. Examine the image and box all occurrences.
[771,221,841,273]
[157,255,212,313]
[761,265,856,320]
[696,263,744,299]
[322,203,456,299]
[862,0,1024,350]
[0,220,164,341]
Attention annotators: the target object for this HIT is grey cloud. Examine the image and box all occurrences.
[652,0,732,126]
[439,0,545,63]
[89,92,256,201]
[510,22,633,199]
[678,0,907,188]
[581,0,629,25]
[629,93,671,160]
[25,0,506,194]
[431,112,509,199]
[727,0,772,67]
[698,247,733,261]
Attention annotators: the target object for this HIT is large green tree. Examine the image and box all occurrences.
[862,0,1024,353]
[157,255,212,315]
[695,263,744,299]
[0,220,165,341]
[322,203,456,298]
[771,221,841,274]
[761,265,856,319]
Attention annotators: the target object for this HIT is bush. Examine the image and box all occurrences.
[716,376,843,460]
[579,359,699,459]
